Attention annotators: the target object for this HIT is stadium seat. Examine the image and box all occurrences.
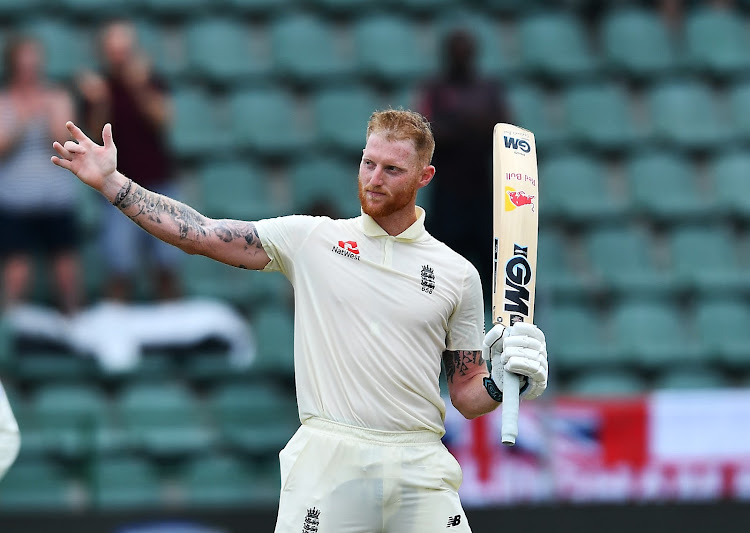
[229,89,310,156]
[134,21,186,81]
[684,7,750,78]
[710,150,750,219]
[517,13,598,81]
[22,19,93,81]
[0,460,71,510]
[13,348,97,382]
[668,225,748,295]
[253,306,295,375]
[271,14,352,85]
[288,156,360,218]
[695,298,750,367]
[313,86,379,154]
[506,83,564,149]
[27,384,122,459]
[611,301,703,370]
[196,158,279,220]
[400,0,458,12]
[601,7,678,79]
[117,382,214,458]
[185,18,269,86]
[535,229,587,298]
[647,80,728,151]
[562,81,639,152]
[304,0,377,14]
[57,0,131,18]
[539,153,628,223]
[654,367,728,390]
[584,226,675,297]
[0,0,41,19]
[170,88,229,159]
[140,0,209,17]
[180,454,263,507]
[209,382,299,456]
[625,151,714,222]
[92,456,162,509]
[354,15,433,85]
[226,0,290,13]
[728,81,750,143]
[564,369,647,397]
[435,10,515,76]
[542,303,612,371]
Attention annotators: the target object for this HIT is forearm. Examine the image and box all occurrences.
[443,349,500,420]
[450,372,500,419]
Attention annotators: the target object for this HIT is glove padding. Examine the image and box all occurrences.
[483,322,548,400]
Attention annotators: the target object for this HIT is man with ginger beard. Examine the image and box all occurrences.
[51,109,548,532]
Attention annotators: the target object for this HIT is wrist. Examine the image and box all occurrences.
[99,171,128,203]
[483,377,503,403]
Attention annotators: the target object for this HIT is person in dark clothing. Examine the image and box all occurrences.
[79,20,180,301]
[419,30,512,292]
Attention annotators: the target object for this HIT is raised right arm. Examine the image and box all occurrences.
[51,121,270,270]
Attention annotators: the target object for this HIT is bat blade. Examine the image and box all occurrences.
[491,123,539,446]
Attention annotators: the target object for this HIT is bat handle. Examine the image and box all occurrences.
[501,370,520,446]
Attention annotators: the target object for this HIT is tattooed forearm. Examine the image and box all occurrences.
[442,350,485,384]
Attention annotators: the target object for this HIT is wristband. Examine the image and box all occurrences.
[113,179,132,207]
[483,377,503,403]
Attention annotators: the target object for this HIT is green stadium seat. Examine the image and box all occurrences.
[57,0,131,18]
[541,303,612,371]
[518,13,598,81]
[170,88,228,159]
[209,382,299,456]
[117,382,214,458]
[23,19,93,81]
[647,80,728,151]
[181,254,288,308]
[196,159,279,220]
[728,81,750,143]
[354,15,433,85]
[313,86,379,154]
[229,89,310,156]
[506,83,564,149]
[271,14,352,85]
[0,0,41,18]
[226,0,290,13]
[612,301,703,370]
[134,21,186,81]
[539,153,627,223]
[0,460,71,510]
[28,384,122,459]
[92,456,162,509]
[668,225,748,295]
[140,0,209,17]
[436,10,516,76]
[400,0,457,12]
[186,19,269,86]
[562,81,639,152]
[601,7,678,78]
[253,306,295,376]
[654,366,728,390]
[711,150,750,219]
[684,7,750,78]
[304,0,377,14]
[626,152,714,222]
[535,230,587,298]
[14,348,96,382]
[288,156,360,218]
[180,454,264,507]
[585,226,675,297]
[564,369,646,397]
[695,298,750,367]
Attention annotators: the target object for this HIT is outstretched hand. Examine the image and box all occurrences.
[51,122,117,192]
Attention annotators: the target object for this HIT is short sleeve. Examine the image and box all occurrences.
[446,261,485,352]
[254,215,324,278]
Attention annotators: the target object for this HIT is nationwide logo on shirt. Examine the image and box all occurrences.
[332,240,360,261]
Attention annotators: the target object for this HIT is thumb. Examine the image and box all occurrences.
[102,123,114,149]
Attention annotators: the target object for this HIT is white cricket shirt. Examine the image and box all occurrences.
[255,207,484,435]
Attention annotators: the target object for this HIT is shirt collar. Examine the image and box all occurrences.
[360,206,428,242]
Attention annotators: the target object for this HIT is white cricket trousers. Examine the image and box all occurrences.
[274,417,472,533]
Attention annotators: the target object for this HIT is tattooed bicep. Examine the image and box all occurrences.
[442,350,485,384]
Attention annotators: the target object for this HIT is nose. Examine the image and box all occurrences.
[369,166,385,186]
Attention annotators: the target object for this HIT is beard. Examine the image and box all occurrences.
[358,177,419,219]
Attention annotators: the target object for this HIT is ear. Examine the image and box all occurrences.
[417,165,436,189]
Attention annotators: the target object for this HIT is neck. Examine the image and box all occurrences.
[371,204,418,236]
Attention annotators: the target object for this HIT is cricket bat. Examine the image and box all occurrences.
[491,123,539,446]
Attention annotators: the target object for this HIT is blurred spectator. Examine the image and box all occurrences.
[79,20,180,301]
[0,36,81,314]
[419,30,511,291]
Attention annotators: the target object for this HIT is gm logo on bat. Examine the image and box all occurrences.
[504,243,532,322]
[503,135,531,153]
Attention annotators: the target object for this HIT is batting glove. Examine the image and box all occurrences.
[482,322,548,401]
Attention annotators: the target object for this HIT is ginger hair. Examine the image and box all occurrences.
[366,109,435,168]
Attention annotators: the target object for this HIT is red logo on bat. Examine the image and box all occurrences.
[506,189,535,212]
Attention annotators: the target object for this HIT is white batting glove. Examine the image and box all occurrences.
[482,322,548,401]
